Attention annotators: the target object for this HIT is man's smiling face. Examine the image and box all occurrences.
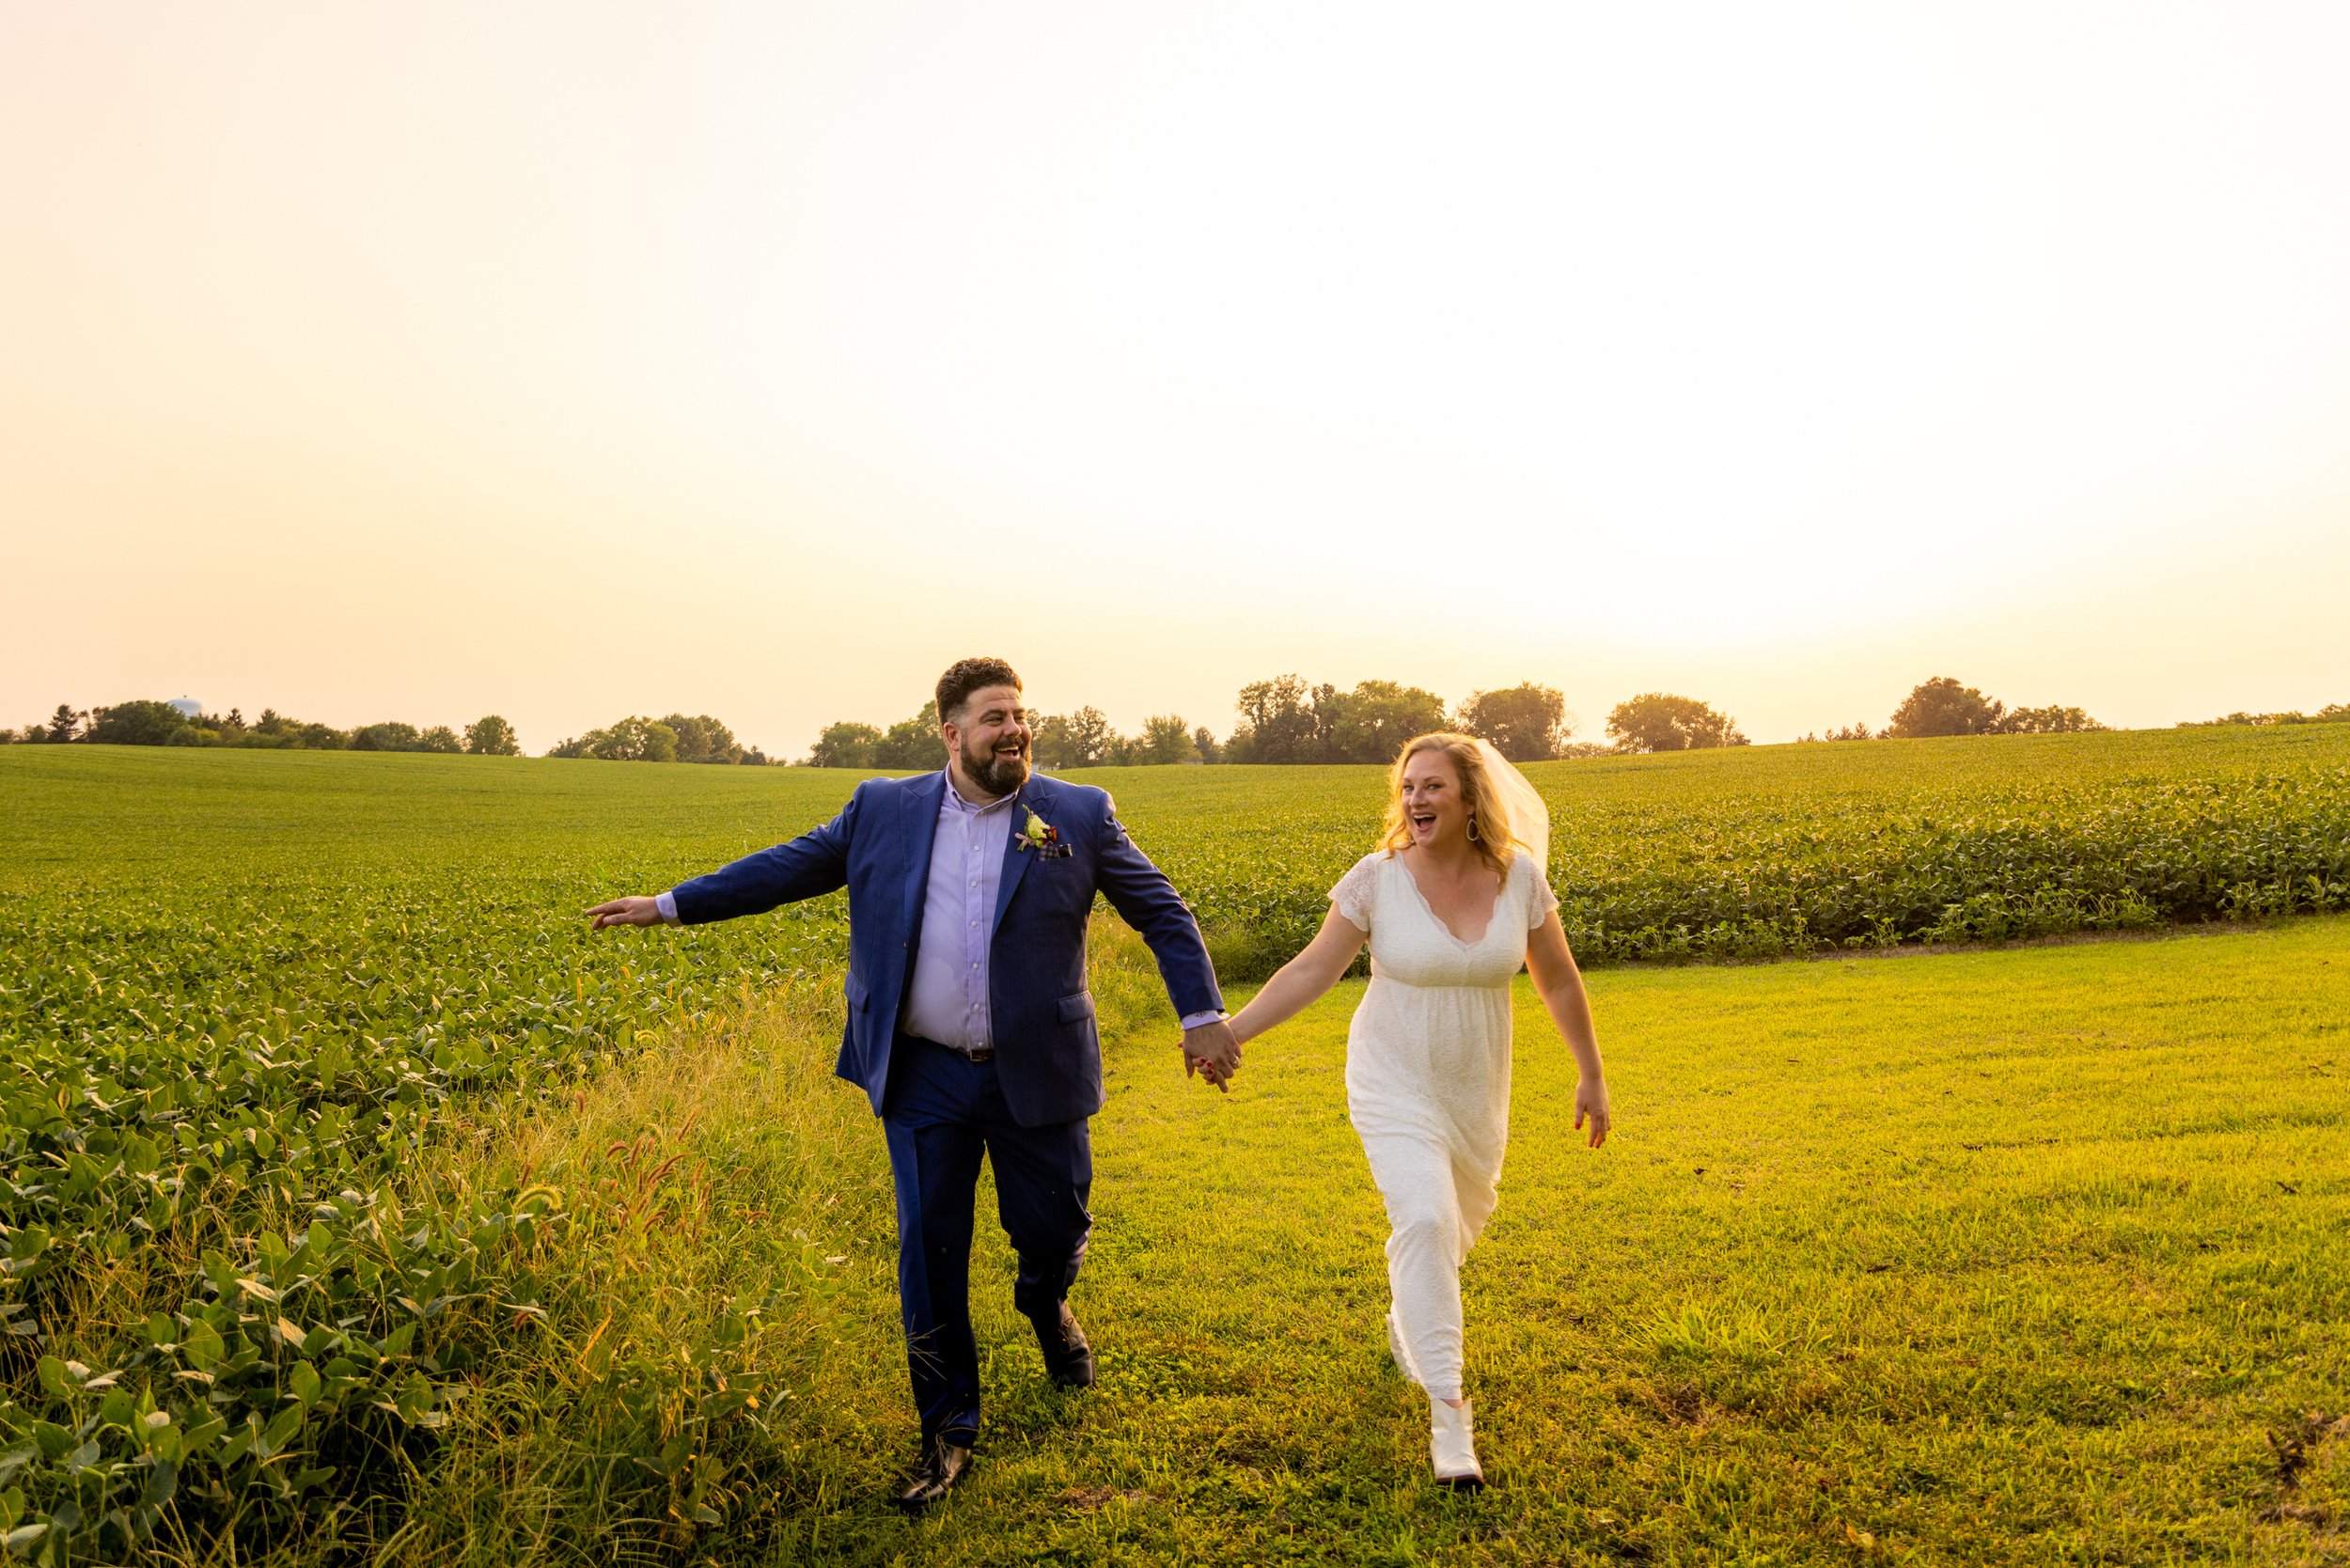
[944,684,1032,798]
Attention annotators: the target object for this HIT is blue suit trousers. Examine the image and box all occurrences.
[883,1036,1092,1440]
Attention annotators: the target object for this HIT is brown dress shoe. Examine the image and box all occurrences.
[896,1433,974,1510]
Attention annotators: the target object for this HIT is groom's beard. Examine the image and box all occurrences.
[961,734,1031,797]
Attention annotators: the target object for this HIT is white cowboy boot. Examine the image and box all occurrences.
[1429,1398,1484,1489]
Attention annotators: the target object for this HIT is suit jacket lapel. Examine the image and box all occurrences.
[992,787,1046,935]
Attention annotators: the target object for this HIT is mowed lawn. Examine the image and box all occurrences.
[743,919,2350,1566]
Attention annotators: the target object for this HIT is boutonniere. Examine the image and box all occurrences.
[1018,808,1071,856]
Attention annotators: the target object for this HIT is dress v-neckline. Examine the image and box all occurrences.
[1394,854,1506,949]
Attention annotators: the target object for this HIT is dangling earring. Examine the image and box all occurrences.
[1465,812,1480,843]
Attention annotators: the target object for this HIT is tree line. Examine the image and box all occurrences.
[803,678,1757,768]
[2180,702,2350,729]
[5,701,784,764]
[1794,677,2108,741]
[805,674,2142,767]
[4,701,527,756]
[543,714,775,765]
[18,678,2327,767]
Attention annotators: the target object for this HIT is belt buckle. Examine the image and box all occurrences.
[966,1047,995,1064]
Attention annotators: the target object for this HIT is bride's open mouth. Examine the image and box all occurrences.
[1411,812,1436,834]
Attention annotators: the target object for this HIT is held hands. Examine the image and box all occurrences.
[1575,1075,1612,1148]
[585,896,665,931]
[1183,1019,1242,1093]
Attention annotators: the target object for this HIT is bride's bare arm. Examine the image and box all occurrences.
[1226,906,1368,1046]
[1526,910,1611,1146]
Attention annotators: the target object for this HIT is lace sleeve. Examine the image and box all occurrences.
[1330,853,1381,932]
[1524,853,1559,930]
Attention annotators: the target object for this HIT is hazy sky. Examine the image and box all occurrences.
[6,2,2347,754]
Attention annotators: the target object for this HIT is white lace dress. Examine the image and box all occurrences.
[1329,848,1558,1402]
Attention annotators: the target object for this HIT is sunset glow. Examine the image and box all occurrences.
[6,2,2347,753]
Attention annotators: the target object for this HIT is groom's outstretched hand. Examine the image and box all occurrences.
[586,896,665,930]
[1183,1019,1242,1092]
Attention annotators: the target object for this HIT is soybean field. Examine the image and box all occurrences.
[2,726,2347,1564]
[1141,722,2350,975]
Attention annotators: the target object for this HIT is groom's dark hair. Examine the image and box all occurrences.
[935,657,1023,723]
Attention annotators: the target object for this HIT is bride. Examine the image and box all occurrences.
[1224,732,1610,1488]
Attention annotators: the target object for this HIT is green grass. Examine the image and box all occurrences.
[3,737,2347,1562]
[386,917,2350,1565]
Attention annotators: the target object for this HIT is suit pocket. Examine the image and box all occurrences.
[844,971,870,1012]
[1057,990,1095,1024]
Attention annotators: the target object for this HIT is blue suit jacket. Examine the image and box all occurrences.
[668,771,1222,1127]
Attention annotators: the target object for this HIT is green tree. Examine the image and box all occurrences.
[46,704,83,744]
[1456,683,1570,761]
[1034,708,1119,767]
[85,700,196,746]
[1067,708,1118,767]
[1995,705,2107,735]
[350,721,424,752]
[807,721,883,769]
[1322,680,1448,763]
[660,713,744,764]
[1888,677,2004,739]
[1193,726,1223,763]
[1229,675,1318,763]
[416,726,463,754]
[585,717,678,761]
[464,714,522,756]
[872,707,943,770]
[1137,713,1194,764]
[1032,713,1078,769]
[1606,693,1749,753]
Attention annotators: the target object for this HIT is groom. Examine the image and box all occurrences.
[586,657,1240,1507]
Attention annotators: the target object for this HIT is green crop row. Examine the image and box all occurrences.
[1,752,863,1561]
[0,886,841,1560]
[1158,763,2350,977]
[3,725,2348,1559]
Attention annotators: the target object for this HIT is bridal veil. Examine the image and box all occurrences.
[1469,738,1550,878]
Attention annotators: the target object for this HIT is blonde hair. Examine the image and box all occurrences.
[1378,731,1517,877]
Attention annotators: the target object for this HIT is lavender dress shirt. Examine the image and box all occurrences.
[658,776,1222,1053]
[901,782,1020,1050]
